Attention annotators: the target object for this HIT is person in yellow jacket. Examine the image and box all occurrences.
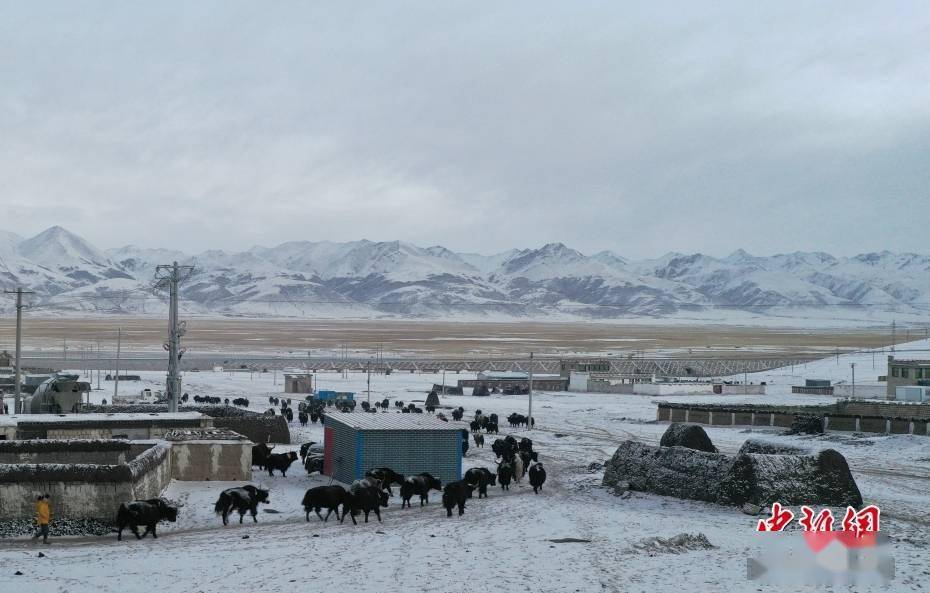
[33,494,51,544]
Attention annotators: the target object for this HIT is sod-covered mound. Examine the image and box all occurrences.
[737,439,810,456]
[659,423,717,453]
[602,441,732,503]
[719,449,862,508]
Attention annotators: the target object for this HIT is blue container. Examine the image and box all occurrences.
[317,390,354,402]
[323,412,462,485]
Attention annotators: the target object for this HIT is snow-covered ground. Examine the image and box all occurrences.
[1,345,929,592]
[727,337,930,389]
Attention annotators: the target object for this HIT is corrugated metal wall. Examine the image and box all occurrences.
[358,429,461,484]
[324,417,462,485]
[326,421,359,484]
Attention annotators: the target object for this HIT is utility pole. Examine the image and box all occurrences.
[891,320,896,353]
[5,287,34,413]
[367,359,372,404]
[850,363,856,400]
[96,341,102,390]
[527,352,534,430]
[114,327,122,401]
[441,369,446,396]
[155,262,194,412]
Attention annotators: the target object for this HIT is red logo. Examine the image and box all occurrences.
[757,503,880,551]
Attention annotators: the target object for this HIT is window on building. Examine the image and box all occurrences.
[892,367,900,377]
[901,368,909,378]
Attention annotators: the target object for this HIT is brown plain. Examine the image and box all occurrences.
[0,317,901,358]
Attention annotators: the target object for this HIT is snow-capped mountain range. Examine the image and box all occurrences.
[1,226,928,322]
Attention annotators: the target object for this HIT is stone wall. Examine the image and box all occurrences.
[15,418,208,440]
[838,401,930,419]
[586,380,635,394]
[655,401,930,436]
[211,416,289,444]
[832,384,887,399]
[78,405,291,444]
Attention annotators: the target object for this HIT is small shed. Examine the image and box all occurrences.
[323,412,462,485]
[284,374,314,394]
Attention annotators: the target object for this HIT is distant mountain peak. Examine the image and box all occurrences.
[0,225,926,321]
[725,248,754,261]
[18,225,109,267]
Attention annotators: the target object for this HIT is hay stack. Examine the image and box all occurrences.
[602,441,732,502]
[719,449,862,508]
[659,423,717,452]
[788,415,824,434]
[737,439,809,456]
[425,391,440,407]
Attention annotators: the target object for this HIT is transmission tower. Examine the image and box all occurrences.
[154,262,194,412]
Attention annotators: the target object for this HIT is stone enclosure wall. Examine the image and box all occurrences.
[655,401,930,436]
[0,441,171,520]
[79,405,291,444]
[0,435,251,520]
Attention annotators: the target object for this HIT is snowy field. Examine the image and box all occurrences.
[1,344,930,592]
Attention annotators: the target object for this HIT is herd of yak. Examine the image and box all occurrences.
[113,406,547,541]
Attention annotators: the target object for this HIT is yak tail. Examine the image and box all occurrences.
[214,493,228,514]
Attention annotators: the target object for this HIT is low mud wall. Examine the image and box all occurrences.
[169,440,252,481]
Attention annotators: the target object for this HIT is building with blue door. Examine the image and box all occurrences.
[323,412,462,485]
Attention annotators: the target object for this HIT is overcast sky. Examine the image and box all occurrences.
[1,2,928,258]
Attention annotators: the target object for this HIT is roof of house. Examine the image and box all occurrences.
[163,428,250,442]
[478,371,529,379]
[0,412,205,427]
[324,411,464,431]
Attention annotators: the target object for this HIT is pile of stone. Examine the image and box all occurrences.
[627,533,716,555]
[603,423,862,508]
[0,518,113,539]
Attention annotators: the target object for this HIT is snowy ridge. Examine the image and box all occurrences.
[0,226,927,322]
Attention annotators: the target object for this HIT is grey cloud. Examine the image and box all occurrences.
[0,1,927,257]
